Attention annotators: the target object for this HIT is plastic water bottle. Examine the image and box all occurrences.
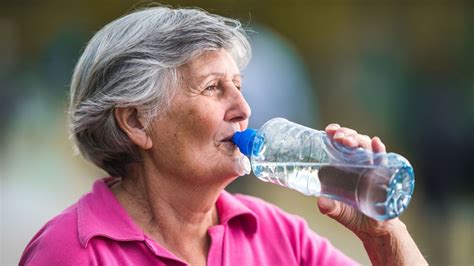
[232,118,415,221]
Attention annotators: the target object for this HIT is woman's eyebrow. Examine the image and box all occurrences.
[199,72,242,80]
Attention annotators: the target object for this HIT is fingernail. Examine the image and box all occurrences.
[327,124,339,130]
[334,132,345,139]
[317,197,335,213]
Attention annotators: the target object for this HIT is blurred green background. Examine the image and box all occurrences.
[1,1,473,265]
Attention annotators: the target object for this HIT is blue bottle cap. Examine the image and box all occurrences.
[232,128,264,157]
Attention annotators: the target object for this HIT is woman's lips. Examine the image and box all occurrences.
[222,140,236,147]
[220,135,234,142]
[219,139,238,152]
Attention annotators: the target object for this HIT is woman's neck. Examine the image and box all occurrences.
[110,164,228,264]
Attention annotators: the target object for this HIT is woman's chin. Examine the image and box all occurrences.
[221,156,250,178]
[212,157,250,182]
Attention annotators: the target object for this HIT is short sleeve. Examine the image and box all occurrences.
[297,218,360,266]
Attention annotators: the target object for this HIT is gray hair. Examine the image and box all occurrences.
[69,6,251,177]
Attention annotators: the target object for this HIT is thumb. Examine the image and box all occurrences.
[317,197,361,232]
[317,196,337,214]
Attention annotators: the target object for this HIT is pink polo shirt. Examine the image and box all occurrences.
[20,178,358,265]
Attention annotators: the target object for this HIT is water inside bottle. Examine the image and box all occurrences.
[252,162,410,220]
[253,162,325,196]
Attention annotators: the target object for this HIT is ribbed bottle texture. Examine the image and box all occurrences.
[232,118,415,221]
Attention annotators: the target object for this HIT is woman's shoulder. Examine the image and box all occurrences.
[19,203,91,265]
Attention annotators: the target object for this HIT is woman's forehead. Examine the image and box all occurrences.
[184,50,240,77]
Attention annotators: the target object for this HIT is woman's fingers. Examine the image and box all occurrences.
[371,136,386,153]
[332,127,358,148]
[372,136,387,165]
[325,123,340,134]
[325,124,388,154]
[317,197,363,233]
[328,125,371,150]
[356,134,372,150]
[333,127,357,138]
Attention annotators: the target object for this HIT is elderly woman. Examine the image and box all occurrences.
[20,6,427,266]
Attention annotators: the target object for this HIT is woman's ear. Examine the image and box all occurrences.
[114,108,153,150]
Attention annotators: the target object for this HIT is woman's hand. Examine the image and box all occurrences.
[318,123,396,237]
[317,124,427,266]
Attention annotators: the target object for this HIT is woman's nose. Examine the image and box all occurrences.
[224,86,251,123]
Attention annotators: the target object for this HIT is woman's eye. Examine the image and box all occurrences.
[202,85,219,95]
[205,85,218,91]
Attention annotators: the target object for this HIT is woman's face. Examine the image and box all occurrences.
[147,49,251,184]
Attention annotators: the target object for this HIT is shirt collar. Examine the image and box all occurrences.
[216,190,259,234]
[77,178,259,248]
[77,178,145,248]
